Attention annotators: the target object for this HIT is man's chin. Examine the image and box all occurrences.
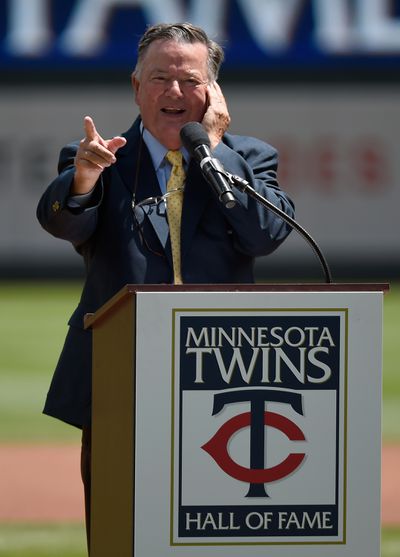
[156,125,188,150]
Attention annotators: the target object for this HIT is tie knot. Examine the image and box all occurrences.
[166,150,183,168]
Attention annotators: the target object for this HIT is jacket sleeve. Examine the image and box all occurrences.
[36,142,103,248]
[213,134,295,257]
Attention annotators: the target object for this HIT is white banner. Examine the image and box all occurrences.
[0,84,398,276]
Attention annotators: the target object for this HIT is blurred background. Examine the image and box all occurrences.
[0,1,399,555]
[1,0,399,281]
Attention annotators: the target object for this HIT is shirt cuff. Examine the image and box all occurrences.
[67,181,102,212]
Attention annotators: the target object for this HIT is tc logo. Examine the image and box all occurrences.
[202,389,306,497]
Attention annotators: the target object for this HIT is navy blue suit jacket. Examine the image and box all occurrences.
[37,117,294,426]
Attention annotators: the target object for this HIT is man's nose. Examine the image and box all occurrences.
[165,79,184,97]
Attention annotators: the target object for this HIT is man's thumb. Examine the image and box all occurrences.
[108,136,127,154]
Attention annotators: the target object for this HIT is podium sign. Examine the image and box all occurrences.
[87,286,384,557]
[171,308,344,543]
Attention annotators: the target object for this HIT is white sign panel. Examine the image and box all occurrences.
[134,290,382,557]
[0,85,398,277]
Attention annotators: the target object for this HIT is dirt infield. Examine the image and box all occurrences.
[0,444,399,524]
[0,445,84,522]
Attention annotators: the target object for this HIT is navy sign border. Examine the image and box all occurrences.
[170,308,348,546]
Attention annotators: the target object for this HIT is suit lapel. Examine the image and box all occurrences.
[114,119,171,257]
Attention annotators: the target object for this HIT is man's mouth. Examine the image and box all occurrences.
[161,107,186,115]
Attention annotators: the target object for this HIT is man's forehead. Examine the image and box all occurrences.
[149,66,204,76]
[142,40,209,75]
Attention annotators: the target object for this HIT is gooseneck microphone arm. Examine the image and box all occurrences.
[180,121,332,284]
[225,172,333,284]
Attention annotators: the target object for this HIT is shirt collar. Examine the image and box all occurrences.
[141,123,189,170]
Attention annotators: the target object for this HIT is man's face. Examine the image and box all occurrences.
[132,39,210,150]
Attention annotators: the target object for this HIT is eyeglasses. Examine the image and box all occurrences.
[131,187,184,257]
[132,187,184,217]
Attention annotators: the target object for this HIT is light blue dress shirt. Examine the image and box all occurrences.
[142,126,189,194]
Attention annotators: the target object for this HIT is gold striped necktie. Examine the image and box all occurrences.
[165,150,186,284]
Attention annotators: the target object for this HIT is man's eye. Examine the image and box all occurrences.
[184,79,202,88]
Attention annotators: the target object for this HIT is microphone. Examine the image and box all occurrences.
[180,123,332,282]
[180,122,236,209]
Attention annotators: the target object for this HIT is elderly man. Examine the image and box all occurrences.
[37,22,294,548]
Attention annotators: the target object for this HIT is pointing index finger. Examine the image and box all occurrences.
[83,116,98,140]
[83,115,108,148]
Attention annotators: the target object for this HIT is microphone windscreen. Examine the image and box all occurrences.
[180,122,211,154]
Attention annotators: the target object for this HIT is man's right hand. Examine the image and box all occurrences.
[72,116,127,195]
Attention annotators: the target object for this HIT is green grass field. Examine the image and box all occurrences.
[0,524,398,557]
[0,280,399,556]
[1,280,399,442]
[0,524,86,557]
[0,281,83,443]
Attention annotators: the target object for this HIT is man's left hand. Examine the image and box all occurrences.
[202,82,231,150]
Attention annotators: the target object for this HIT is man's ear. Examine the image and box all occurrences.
[131,74,140,105]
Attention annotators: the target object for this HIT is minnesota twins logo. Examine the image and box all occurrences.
[174,313,343,542]
[202,389,306,497]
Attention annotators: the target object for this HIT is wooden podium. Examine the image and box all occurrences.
[85,283,388,557]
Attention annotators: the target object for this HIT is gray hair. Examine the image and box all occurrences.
[133,22,224,81]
